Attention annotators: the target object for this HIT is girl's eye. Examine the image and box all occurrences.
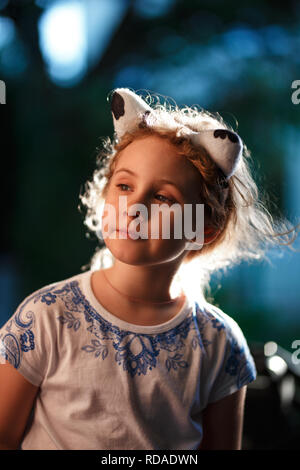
[117,184,130,191]
[155,194,174,203]
[116,184,175,203]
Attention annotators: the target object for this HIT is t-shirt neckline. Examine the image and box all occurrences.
[80,269,193,334]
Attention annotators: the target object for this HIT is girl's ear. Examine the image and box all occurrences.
[185,226,220,249]
[199,227,221,243]
[204,226,220,244]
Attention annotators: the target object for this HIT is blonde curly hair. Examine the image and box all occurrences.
[78,90,299,302]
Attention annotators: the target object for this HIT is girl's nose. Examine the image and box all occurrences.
[123,196,149,219]
[119,192,151,227]
[125,207,142,222]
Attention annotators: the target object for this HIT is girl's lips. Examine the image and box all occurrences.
[116,229,136,237]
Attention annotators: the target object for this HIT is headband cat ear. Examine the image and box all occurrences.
[110,88,152,139]
[189,129,243,178]
[109,87,243,179]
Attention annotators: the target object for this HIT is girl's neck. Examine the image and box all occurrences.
[101,261,184,305]
[91,268,187,326]
[103,269,184,306]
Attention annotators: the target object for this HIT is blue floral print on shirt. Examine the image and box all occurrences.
[0,277,256,387]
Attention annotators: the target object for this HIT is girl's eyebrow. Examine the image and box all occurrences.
[114,168,185,196]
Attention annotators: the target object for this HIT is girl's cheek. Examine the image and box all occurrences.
[101,200,117,234]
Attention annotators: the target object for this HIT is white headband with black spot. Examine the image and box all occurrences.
[109,87,243,179]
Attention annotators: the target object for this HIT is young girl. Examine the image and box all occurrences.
[0,88,297,451]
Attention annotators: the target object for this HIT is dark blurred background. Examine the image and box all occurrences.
[0,0,300,449]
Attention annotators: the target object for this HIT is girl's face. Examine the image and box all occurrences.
[101,134,204,266]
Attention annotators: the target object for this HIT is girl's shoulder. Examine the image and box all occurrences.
[10,270,87,321]
[193,299,254,359]
[0,271,87,385]
[194,299,243,334]
[193,300,257,401]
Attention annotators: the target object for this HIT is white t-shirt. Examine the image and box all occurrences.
[0,269,257,450]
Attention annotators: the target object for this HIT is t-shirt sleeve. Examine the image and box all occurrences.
[0,289,51,387]
[207,312,257,405]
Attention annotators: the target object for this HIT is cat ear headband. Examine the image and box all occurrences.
[109,87,243,179]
